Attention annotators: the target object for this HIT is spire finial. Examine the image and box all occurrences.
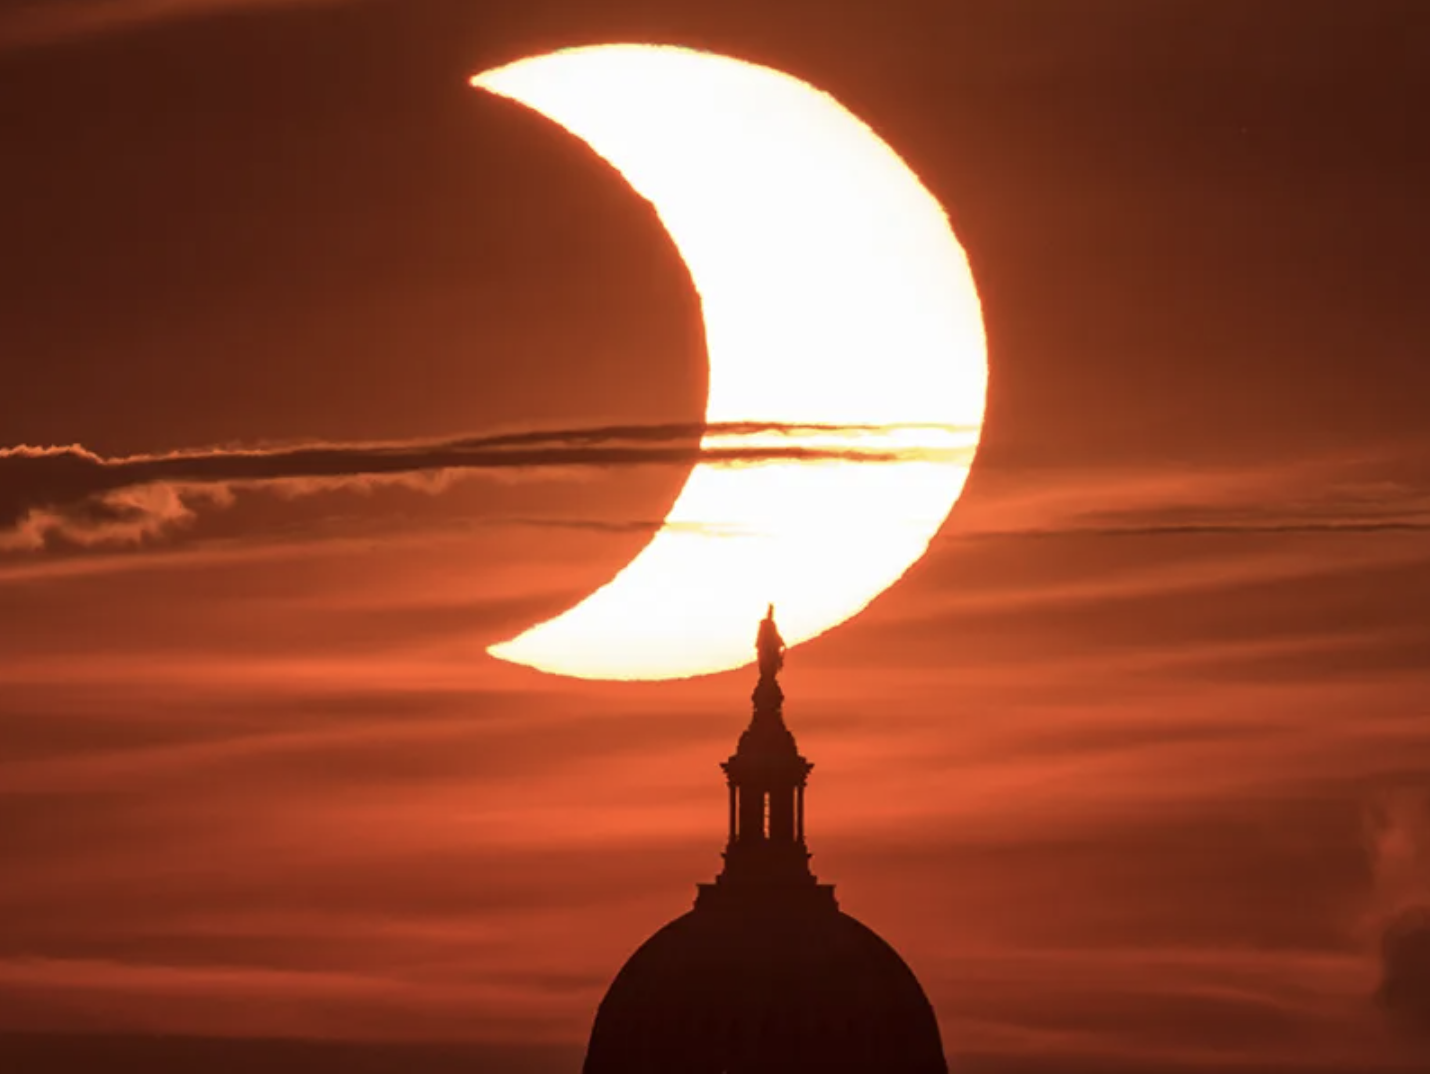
[756,604,786,683]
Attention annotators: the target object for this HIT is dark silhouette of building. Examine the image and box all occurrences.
[583,608,948,1074]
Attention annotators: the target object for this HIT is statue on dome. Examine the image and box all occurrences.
[756,604,786,681]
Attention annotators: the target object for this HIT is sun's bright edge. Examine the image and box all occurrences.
[468,45,987,682]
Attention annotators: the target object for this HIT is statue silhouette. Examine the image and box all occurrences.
[756,604,785,681]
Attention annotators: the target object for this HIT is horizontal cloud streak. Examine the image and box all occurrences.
[0,421,968,551]
[957,519,1430,539]
[0,0,347,51]
[944,449,1430,543]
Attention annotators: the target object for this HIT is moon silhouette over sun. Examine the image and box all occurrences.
[470,45,987,681]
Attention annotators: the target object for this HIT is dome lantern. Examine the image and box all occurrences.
[699,606,833,910]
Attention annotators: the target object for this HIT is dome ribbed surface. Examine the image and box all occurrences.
[583,901,948,1074]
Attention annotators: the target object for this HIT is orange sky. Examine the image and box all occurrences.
[2,1,1428,1071]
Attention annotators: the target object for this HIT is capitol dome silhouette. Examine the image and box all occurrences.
[582,609,948,1074]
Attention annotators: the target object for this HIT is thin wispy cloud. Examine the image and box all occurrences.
[0,421,967,551]
[2,435,1426,577]
[0,0,348,50]
[959,519,1430,540]
[949,450,1430,543]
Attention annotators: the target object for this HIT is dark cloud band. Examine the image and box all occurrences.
[0,421,964,551]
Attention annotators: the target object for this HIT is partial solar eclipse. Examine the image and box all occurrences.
[471,45,987,681]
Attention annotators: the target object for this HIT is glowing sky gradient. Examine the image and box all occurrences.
[2,2,1428,1072]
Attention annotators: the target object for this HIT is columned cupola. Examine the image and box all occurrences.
[697,606,836,910]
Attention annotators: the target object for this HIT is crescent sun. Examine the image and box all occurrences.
[470,45,987,682]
